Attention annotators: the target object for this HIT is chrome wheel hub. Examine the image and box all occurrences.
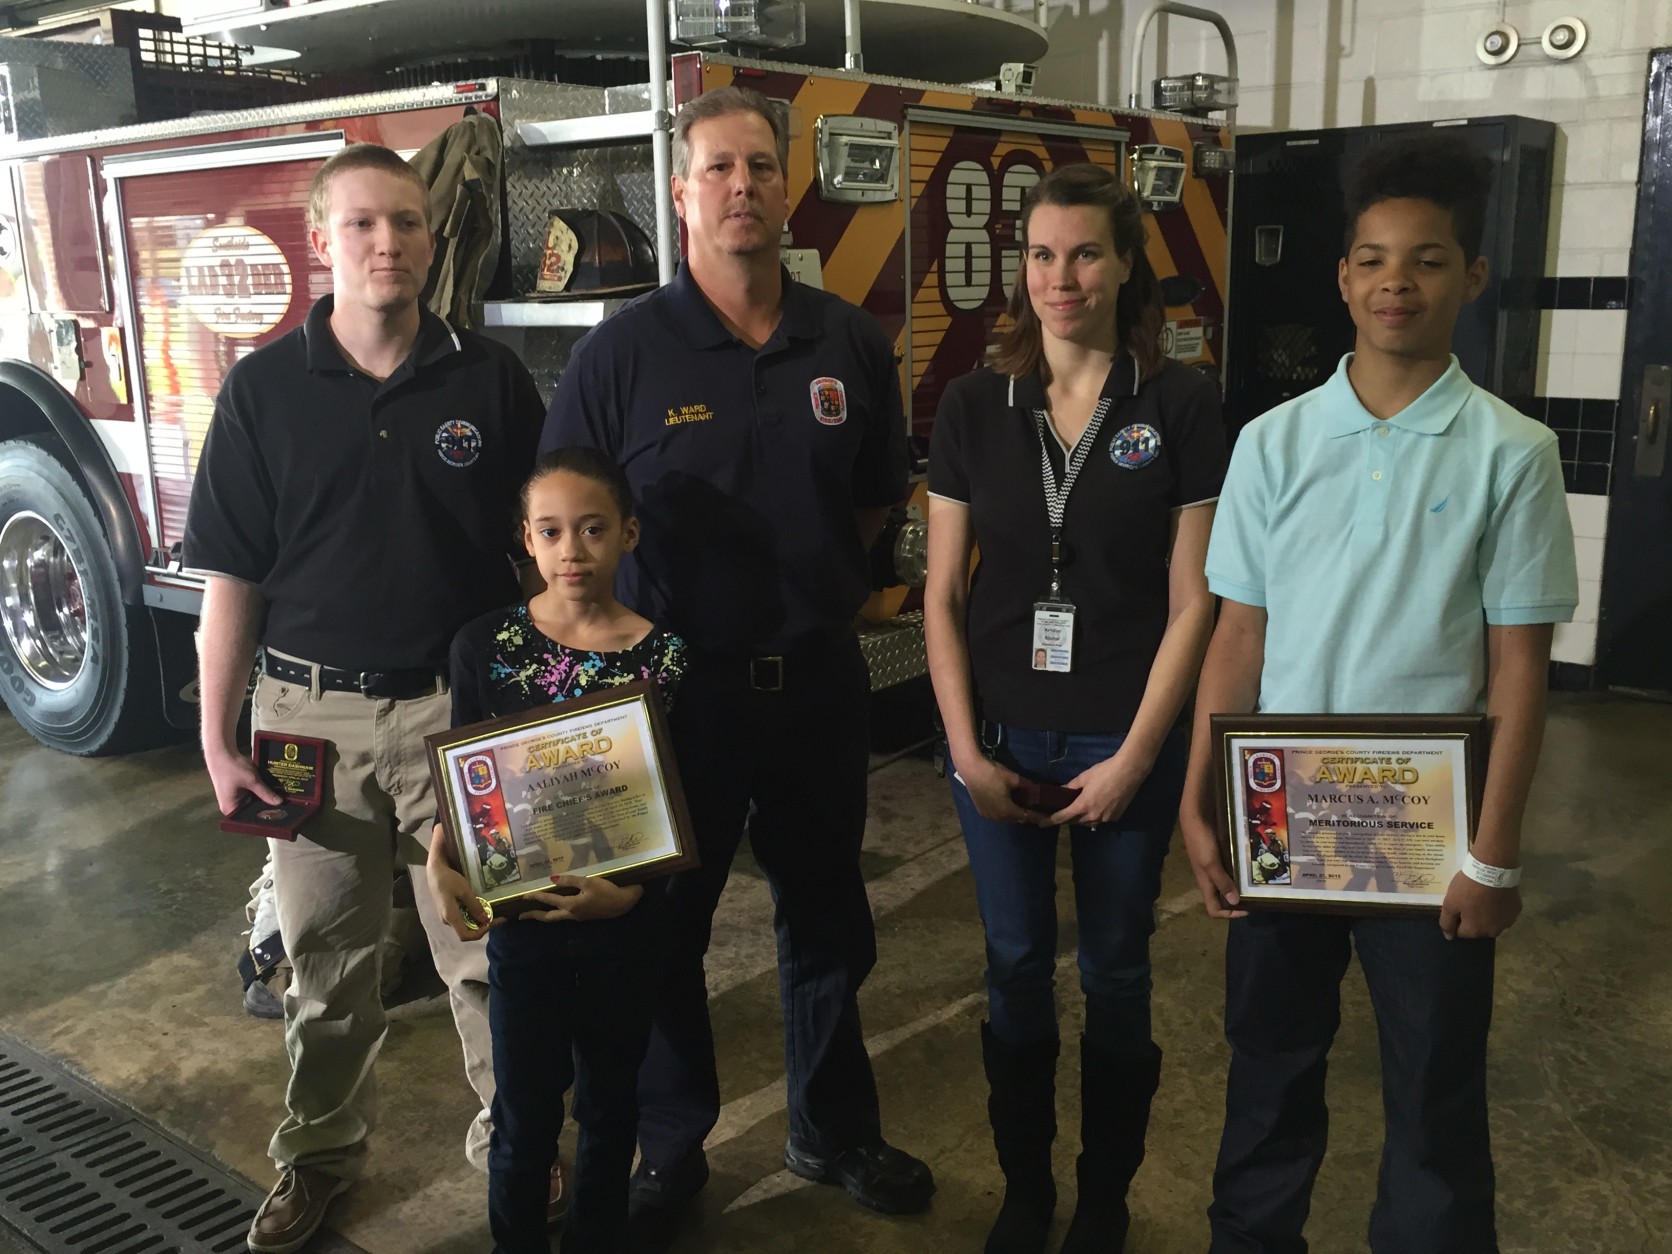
[0,510,87,691]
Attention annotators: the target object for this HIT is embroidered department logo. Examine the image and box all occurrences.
[810,376,847,425]
[434,419,484,467]
[463,754,497,796]
[1109,422,1161,470]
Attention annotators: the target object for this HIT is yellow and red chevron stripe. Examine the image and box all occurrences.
[695,60,1230,439]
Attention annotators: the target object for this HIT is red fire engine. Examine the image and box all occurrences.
[0,0,1235,753]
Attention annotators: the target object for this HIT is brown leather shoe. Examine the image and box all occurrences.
[247,1166,350,1254]
[546,1157,569,1227]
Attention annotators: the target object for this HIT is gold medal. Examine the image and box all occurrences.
[464,896,494,932]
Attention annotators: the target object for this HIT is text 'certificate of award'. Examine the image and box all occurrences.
[1212,715,1487,914]
[427,680,697,911]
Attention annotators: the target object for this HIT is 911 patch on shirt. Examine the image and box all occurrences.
[435,419,484,467]
[1110,422,1161,470]
[810,376,847,425]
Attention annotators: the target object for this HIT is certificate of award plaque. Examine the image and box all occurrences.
[219,731,327,839]
[1212,715,1488,914]
[426,680,698,915]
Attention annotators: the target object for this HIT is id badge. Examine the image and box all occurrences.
[1031,600,1075,673]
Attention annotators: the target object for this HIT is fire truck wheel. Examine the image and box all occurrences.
[0,435,164,755]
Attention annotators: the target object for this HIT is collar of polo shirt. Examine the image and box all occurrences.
[1007,350,1140,413]
[663,262,823,350]
[1324,352,1472,438]
[301,294,463,379]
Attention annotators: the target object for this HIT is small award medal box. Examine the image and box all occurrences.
[219,731,327,840]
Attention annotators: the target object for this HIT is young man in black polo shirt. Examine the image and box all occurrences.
[184,144,544,1254]
[540,86,933,1245]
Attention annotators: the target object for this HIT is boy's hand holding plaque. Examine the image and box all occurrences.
[219,731,327,839]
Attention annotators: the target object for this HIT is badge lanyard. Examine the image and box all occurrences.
[1030,396,1111,674]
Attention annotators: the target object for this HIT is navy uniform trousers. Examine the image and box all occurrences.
[635,636,883,1163]
[1209,911,1499,1254]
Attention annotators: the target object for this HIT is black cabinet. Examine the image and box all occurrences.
[1224,116,1555,436]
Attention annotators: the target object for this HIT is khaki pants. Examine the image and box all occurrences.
[253,665,494,1179]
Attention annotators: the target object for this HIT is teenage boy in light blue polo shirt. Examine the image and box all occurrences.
[1178,136,1577,1254]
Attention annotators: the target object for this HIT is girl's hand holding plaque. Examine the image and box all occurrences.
[426,821,498,941]
[520,874,644,924]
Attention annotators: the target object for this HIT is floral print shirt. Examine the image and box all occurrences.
[448,604,687,726]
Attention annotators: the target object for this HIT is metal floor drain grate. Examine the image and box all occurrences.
[0,1036,364,1254]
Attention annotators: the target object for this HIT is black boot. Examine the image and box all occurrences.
[981,1022,1060,1254]
[1057,1036,1162,1254]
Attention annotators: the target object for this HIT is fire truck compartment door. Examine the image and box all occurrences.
[103,133,345,555]
[16,155,108,314]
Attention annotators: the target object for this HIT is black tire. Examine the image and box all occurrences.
[0,435,165,754]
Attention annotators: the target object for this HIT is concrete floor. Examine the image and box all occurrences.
[0,693,1668,1254]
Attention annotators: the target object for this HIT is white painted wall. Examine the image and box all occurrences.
[1017,0,1671,666]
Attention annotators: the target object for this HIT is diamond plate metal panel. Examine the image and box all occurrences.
[0,35,136,97]
[0,36,136,141]
[480,325,588,404]
[499,77,667,297]
[859,611,927,690]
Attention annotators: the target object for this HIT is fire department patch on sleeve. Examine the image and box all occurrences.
[810,376,847,425]
[1109,422,1161,470]
[435,419,484,467]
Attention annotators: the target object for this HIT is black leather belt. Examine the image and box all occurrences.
[703,638,852,693]
[262,649,445,700]
[748,656,784,692]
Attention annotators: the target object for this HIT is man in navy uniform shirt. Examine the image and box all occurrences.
[541,85,932,1244]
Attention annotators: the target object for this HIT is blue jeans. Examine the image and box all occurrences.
[487,910,657,1254]
[1208,912,1498,1254]
[951,723,1186,1052]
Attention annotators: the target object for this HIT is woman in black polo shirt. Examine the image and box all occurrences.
[924,163,1226,1254]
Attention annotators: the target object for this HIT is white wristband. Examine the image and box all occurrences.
[1462,850,1522,889]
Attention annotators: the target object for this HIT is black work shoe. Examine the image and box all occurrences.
[783,1138,935,1215]
[628,1147,709,1214]
[623,1148,708,1252]
[1057,1200,1131,1254]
